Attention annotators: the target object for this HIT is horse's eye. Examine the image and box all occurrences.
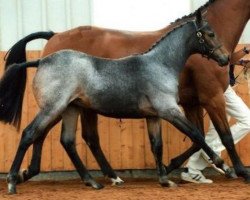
[208,32,215,37]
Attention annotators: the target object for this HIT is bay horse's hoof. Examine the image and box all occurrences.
[85,179,104,189]
[7,183,17,195]
[159,176,177,187]
[111,177,124,186]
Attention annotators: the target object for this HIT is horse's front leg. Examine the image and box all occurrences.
[81,109,124,186]
[164,105,204,174]
[146,117,176,187]
[159,106,225,172]
[204,91,250,182]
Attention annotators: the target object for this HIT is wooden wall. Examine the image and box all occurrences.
[0,46,249,173]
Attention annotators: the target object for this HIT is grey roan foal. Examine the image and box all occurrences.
[0,10,229,194]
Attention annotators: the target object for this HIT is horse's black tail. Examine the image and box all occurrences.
[4,31,54,69]
[0,60,40,129]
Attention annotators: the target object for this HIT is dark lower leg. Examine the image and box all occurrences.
[165,105,204,174]
[7,111,52,194]
[61,107,103,189]
[16,118,61,184]
[17,137,45,183]
[163,110,224,170]
[207,106,250,181]
[146,117,176,187]
[165,144,200,174]
[81,111,119,181]
[61,138,103,189]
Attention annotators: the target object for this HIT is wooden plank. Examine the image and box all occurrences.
[120,119,133,169]
[0,53,5,172]
[95,116,110,170]
[132,119,146,169]
[166,123,181,164]
[144,120,155,169]
[51,123,64,171]
[162,120,169,165]
[109,118,122,169]
[77,118,88,170]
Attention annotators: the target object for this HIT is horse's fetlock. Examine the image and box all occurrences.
[60,137,74,149]
[213,155,224,167]
[6,174,18,184]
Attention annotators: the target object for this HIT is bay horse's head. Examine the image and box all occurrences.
[194,9,229,66]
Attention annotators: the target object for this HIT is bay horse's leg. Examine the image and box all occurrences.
[204,89,250,182]
[60,106,103,189]
[164,105,203,174]
[146,117,176,187]
[81,110,124,185]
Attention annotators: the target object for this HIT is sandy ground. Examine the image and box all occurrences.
[0,176,249,200]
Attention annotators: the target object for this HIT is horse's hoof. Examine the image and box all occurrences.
[7,183,17,195]
[159,177,177,187]
[244,173,250,184]
[111,177,124,186]
[245,179,250,184]
[17,169,28,184]
[85,180,104,190]
[225,168,237,179]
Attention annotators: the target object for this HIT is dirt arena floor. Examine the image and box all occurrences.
[0,176,249,200]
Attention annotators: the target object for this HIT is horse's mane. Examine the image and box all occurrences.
[142,21,191,55]
[141,0,216,55]
[172,0,216,24]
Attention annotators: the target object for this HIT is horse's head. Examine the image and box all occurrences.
[194,9,229,66]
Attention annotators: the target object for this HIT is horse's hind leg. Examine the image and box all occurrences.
[146,117,176,187]
[16,118,61,184]
[60,106,103,189]
[81,109,124,186]
[17,133,48,183]
[7,108,64,194]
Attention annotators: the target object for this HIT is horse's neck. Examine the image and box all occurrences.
[207,0,250,52]
[147,23,194,71]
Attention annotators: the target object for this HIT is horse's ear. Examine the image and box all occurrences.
[195,9,203,27]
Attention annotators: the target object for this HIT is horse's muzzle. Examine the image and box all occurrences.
[218,55,230,67]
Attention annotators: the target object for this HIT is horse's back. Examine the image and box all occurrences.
[41,26,164,59]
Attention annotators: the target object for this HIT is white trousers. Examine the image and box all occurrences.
[186,85,250,174]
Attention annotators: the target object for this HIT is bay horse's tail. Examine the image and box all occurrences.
[0,60,40,129]
[4,31,54,69]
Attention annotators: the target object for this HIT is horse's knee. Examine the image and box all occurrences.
[19,128,34,150]
[60,134,74,149]
[149,135,162,155]
[161,107,184,123]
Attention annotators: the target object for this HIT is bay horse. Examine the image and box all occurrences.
[4,0,250,186]
[0,14,229,194]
